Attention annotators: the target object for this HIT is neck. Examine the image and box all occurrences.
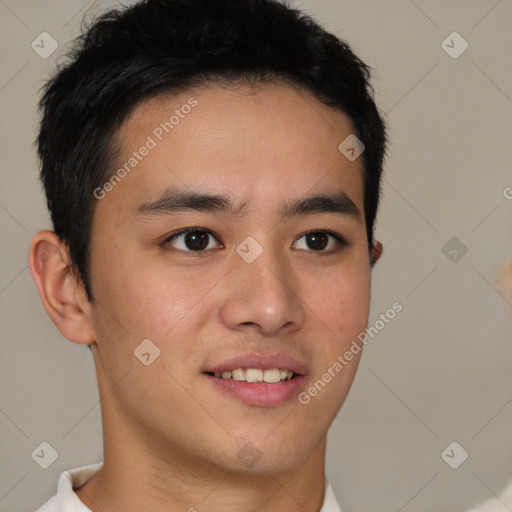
[77,351,328,512]
[76,409,327,512]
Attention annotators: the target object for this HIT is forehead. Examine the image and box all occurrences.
[102,83,365,219]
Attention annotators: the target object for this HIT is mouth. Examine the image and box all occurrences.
[203,352,308,406]
[204,368,299,383]
[202,362,307,406]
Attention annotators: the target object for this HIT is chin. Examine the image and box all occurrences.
[219,450,312,476]
[233,431,323,475]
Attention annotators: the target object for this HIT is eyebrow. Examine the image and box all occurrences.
[136,188,361,221]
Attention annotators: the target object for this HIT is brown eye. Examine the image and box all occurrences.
[164,228,221,253]
[293,230,349,253]
[305,232,329,250]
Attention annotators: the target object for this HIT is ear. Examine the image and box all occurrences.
[28,230,95,345]
[370,240,383,268]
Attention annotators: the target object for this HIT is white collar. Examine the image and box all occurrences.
[38,462,341,512]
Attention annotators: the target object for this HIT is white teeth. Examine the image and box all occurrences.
[246,368,263,382]
[212,368,295,383]
[263,369,281,383]
[232,368,246,381]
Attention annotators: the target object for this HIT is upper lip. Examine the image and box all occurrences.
[205,352,308,375]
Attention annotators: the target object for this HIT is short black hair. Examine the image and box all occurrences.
[37,0,388,302]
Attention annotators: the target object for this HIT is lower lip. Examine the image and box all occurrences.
[204,374,306,407]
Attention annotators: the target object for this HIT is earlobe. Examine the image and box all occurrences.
[370,240,383,267]
[28,230,95,345]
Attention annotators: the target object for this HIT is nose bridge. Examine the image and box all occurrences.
[244,242,290,299]
[219,236,304,335]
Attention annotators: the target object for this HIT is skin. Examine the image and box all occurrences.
[29,82,383,512]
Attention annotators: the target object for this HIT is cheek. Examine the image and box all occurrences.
[90,262,209,400]
[94,248,212,341]
[311,262,371,342]
[341,274,371,333]
[300,265,370,423]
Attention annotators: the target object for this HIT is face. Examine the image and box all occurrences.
[87,82,374,474]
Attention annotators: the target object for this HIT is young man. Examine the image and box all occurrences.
[29,0,387,510]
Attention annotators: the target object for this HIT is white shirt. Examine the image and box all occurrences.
[35,462,342,512]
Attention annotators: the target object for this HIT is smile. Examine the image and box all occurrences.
[205,368,296,383]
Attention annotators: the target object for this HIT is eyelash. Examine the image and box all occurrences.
[162,227,350,256]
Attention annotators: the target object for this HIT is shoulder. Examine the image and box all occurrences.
[32,462,103,512]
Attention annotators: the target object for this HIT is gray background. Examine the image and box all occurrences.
[1,0,511,511]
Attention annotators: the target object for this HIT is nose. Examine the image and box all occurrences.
[218,241,305,337]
